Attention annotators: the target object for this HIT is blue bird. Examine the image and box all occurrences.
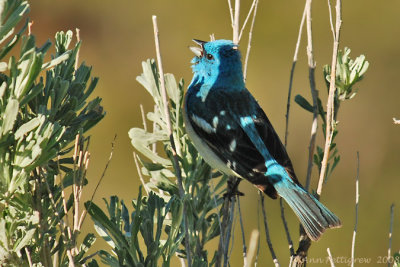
[183,39,341,241]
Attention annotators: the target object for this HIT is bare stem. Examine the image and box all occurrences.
[317,0,342,196]
[152,15,191,267]
[25,247,33,267]
[133,152,150,195]
[237,196,248,265]
[279,198,294,256]
[246,229,259,266]
[304,0,319,192]
[239,0,257,41]
[224,198,236,267]
[351,152,360,267]
[327,248,336,267]
[389,204,395,267]
[243,0,259,81]
[88,135,116,204]
[284,4,307,147]
[281,4,307,258]
[227,0,234,25]
[140,104,148,132]
[217,195,235,267]
[232,0,240,45]
[260,193,280,267]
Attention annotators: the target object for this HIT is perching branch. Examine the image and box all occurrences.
[237,197,248,265]
[152,15,192,267]
[317,0,342,196]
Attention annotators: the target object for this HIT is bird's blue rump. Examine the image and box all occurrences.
[184,39,341,241]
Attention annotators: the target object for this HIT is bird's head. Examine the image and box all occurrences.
[189,39,244,89]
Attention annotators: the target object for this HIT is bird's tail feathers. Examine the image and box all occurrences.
[274,181,341,241]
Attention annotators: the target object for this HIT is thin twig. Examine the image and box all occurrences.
[232,0,240,45]
[237,196,248,266]
[327,0,335,39]
[243,0,259,81]
[327,248,335,267]
[238,0,257,41]
[281,4,307,260]
[227,0,234,25]
[351,152,360,267]
[88,135,116,205]
[389,204,395,267]
[284,4,307,147]
[140,104,148,132]
[317,0,342,196]
[246,229,259,267]
[260,193,280,267]
[133,152,150,195]
[152,15,191,267]
[25,247,33,267]
[224,198,236,266]
[292,2,318,264]
[42,170,75,266]
[305,0,319,191]
[217,196,233,267]
[279,198,294,256]
[255,194,261,266]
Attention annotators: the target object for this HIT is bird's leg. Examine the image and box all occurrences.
[224,176,244,200]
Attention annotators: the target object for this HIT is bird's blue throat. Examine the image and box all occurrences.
[189,39,245,102]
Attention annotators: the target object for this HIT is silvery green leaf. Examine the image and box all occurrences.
[164,74,179,105]
[146,111,167,130]
[41,50,71,70]
[14,117,41,139]
[0,81,6,98]
[13,228,35,252]
[0,0,29,45]
[136,60,161,104]
[2,98,18,135]
[0,61,6,71]
[55,30,73,54]
[94,223,116,249]
[128,128,171,165]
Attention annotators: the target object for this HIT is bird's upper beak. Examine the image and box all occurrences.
[190,39,207,57]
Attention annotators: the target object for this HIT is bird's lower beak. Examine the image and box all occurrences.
[189,39,207,57]
[190,46,202,57]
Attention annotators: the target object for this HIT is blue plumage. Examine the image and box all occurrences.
[184,39,341,241]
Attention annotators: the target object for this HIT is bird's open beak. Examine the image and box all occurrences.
[189,39,207,57]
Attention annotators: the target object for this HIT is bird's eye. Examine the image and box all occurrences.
[206,54,214,60]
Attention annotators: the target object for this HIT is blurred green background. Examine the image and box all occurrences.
[29,0,400,265]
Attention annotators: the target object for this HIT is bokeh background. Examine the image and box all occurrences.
[29,0,400,265]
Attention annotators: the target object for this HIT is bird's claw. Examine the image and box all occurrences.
[223,177,244,200]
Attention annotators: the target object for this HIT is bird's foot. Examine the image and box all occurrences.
[223,177,244,200]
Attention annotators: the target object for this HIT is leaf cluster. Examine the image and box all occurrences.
[88,59,228,266]
[295,47,369,182]
[0,1,104,265]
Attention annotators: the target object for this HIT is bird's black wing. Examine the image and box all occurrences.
[185,87,299,198]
